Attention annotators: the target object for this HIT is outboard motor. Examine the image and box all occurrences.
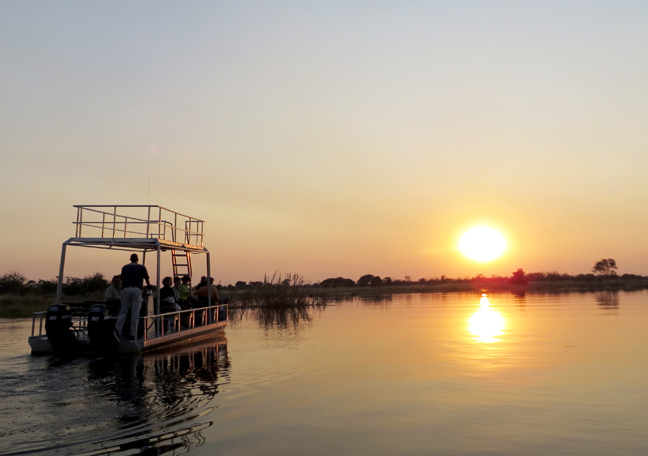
[88,304,119,356]
[45,304,79,358]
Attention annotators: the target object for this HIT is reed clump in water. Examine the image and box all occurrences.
[228,272,327,309]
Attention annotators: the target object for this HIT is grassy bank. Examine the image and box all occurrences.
[224,277,648,308]
[2,278,648,319]
[0,294,55,318]
[0,291,105,318]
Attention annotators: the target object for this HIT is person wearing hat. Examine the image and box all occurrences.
[116,253,150,339]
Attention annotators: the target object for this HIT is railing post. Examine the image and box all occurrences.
[77,207,83,237]
[112,206,117,238]
[174,212,178,243]
[156,245,161,316]
[158,206,162,239]
[146,206,151,238]
[55,243,67,302]
[206,251,212,324]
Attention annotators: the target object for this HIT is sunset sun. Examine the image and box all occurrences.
[459,227,506,262]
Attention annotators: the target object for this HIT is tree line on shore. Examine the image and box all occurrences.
[311,259,636,288]
[0,258,643,296]
[0,271,108,296]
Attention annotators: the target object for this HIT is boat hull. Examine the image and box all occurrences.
[29,320,227,355]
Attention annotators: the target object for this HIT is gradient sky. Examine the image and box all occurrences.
[2,1,648,285]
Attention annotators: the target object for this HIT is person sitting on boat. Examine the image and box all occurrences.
[177,275,192,310]
[160,276,181,313]
[104,275,122,315]
[192,277,221,307]
[195,276,207,291]
[160,276,181,332]
[172,276,181,302]
[116,253,150,340]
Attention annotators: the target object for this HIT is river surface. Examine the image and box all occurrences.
[1,291,648,455]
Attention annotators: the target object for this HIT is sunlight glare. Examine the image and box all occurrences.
[468,294,505,343]
[459,226,506,262]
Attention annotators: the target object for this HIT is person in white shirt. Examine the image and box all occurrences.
[104,275,122,315]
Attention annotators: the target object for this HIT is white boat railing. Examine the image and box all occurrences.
[141,304,229,341]
[72,205,205,247]
[30,304,229,344]
[30,311,89,339]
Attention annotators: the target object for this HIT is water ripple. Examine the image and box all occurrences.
[0,338,229,455]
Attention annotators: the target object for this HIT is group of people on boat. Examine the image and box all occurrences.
[105,254,222,340]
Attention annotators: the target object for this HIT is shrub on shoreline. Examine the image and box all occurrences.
[0,271,108,297]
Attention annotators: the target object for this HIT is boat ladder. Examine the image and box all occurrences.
[171,249,192,279]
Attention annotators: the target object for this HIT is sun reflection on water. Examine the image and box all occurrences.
[468,294,505,343]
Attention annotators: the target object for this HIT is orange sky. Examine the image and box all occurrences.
[2,2,648,285]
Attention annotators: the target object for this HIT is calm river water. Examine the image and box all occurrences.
[1,291,648,455]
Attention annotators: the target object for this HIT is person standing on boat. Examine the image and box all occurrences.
[116,254,150,340]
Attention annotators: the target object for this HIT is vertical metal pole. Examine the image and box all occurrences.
[112,206,117,238]
[146,206,151,239]
[77,208,83,237]
[55,243,67,302]
[156,245,161,338]
[156,246,161,315]
[206,251,212,323]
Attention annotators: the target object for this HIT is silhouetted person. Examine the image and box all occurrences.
[116,254,150,340]
[172,276,181,302]
[104,275,122,315]
[193,277,221,306]
[160,276,180,313]
[178,275,191,310]
[160,276,181,332]
[195,276,207,290]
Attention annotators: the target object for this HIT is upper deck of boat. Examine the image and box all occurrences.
[66,205,208,254]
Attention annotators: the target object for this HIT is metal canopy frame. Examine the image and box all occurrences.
[55,205,214,314]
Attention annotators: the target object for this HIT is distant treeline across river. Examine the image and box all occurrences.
[2,268,648,297]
